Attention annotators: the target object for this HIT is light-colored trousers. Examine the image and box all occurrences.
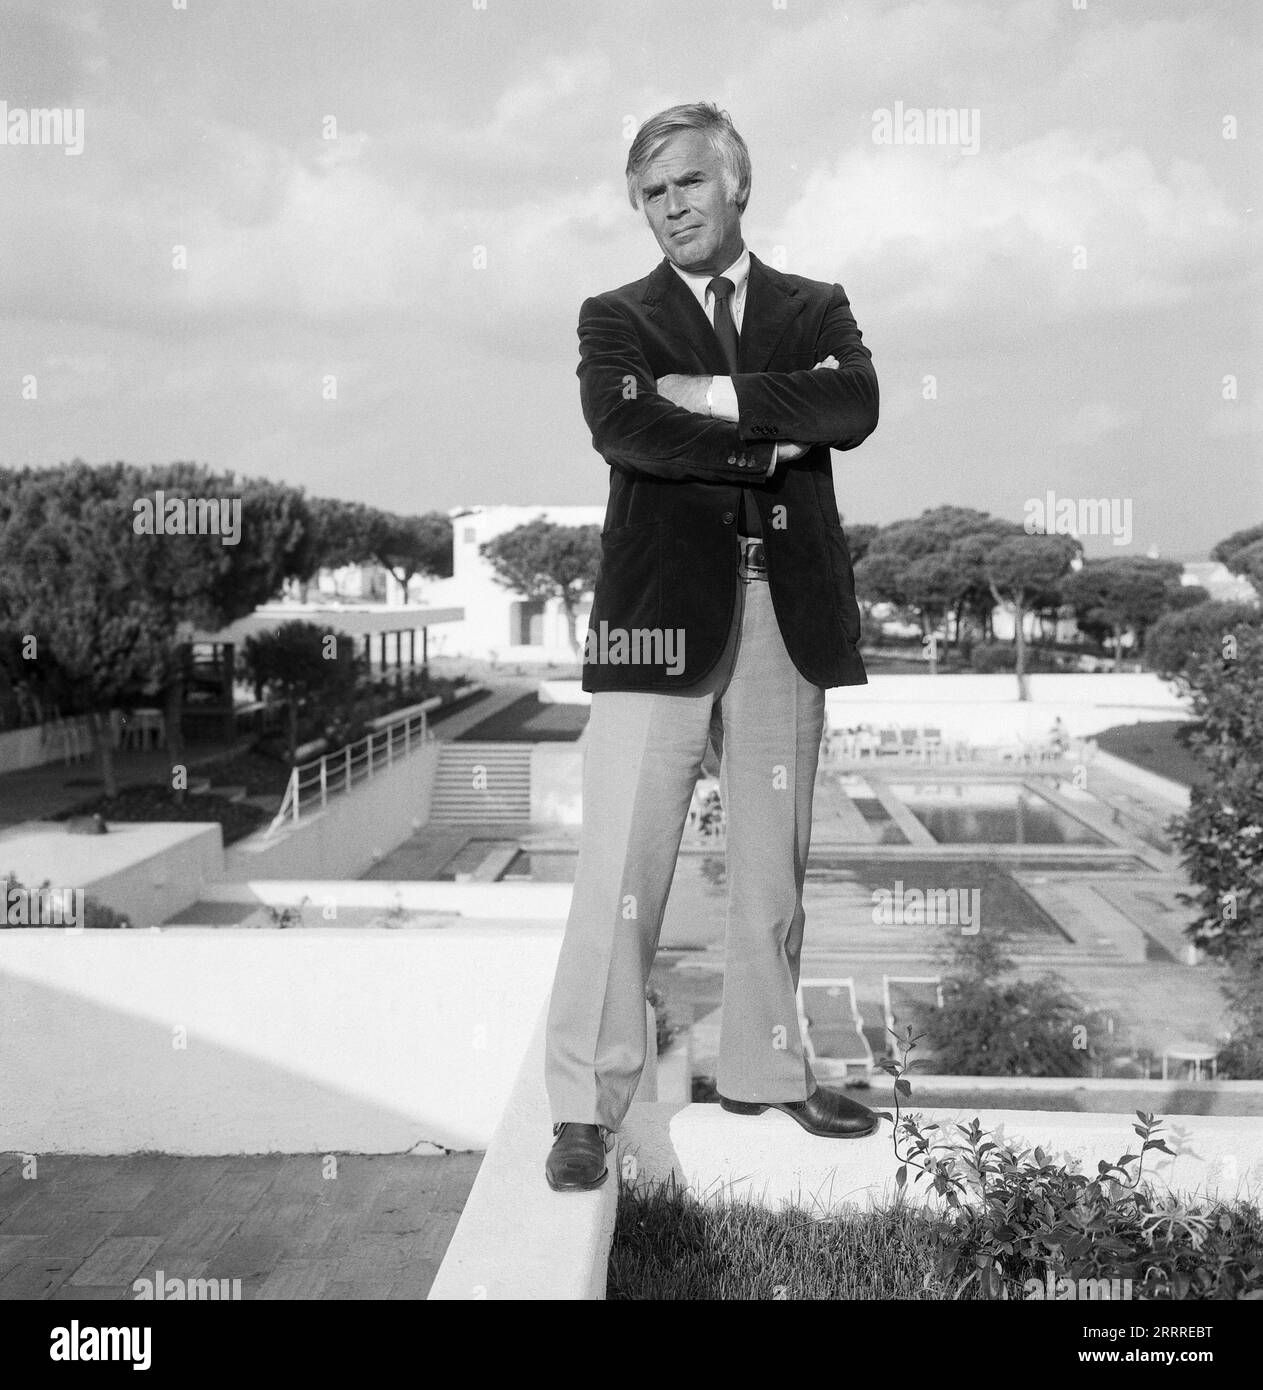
[545,558,825,1131]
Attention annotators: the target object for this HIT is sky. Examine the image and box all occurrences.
[0,0,1258,560]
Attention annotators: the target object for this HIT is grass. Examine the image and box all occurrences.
[183,747,293,797]
[609,1174,1263,1301]
[453,693,588,742]
[1093,720,1206,789]
[608,1175,949,1300]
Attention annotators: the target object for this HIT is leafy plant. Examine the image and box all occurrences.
[0,872,130,929]
[263,899,308,930]
[646,985,681,1058]
[910,918,1112,1077]
[1171,625,1263,960]
[874,1030,1263,1300]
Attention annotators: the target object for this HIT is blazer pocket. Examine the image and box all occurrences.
[597,520,662,630]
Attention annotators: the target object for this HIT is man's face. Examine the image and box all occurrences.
[637,129,744,276]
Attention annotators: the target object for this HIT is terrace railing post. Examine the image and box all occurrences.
[290,769,299,825]
[320,758,327,809]
[345,743,352,793]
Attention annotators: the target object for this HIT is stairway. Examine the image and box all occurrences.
[429,742,533,825]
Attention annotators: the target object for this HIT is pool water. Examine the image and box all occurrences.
[886,782,1106,846]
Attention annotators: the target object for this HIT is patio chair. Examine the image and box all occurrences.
[918,726,944,763]
[882,975,945,1056]
[797,978,874,1078]
[897,727,920,759]
[875,726,902,758]
[854,726,879,759]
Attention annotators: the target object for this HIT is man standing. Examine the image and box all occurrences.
[545,103,880,1191]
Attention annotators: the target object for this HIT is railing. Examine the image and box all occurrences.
[265,707,433,837]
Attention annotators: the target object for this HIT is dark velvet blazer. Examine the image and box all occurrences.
[577,251,878,692]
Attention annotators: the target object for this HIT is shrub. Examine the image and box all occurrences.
[1170,625,1263,959]
[1215,939,1263,1079]
[968,644,1061,674]
[0,871,130,929]
[912,919,1112,1077]
[879,1034,1263,1300]
[646,985,680,1058]
[1146,599,1261,681]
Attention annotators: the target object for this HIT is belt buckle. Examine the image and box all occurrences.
[739,536,767,576]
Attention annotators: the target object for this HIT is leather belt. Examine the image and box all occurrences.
[738,535,767,575]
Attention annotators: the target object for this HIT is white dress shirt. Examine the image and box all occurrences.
[669,245,777,474]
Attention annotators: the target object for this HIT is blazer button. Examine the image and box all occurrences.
[721,511,735,525]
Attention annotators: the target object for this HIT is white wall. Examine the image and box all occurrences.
[538,671,1190,750]
[0,918,564,1153]
[421,505,604,662]
[0,821,224,929]
[0,720,93,775]
[224,741,439,881]
[825,671,1190,743]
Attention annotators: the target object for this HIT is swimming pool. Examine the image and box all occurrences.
[885,781,1106,846]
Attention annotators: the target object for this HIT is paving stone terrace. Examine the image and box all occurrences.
[0,1151,481,1301]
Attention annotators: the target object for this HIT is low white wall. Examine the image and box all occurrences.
[538,673,1189,749]
[0,918,563,1154]
[430,997,657,1301]
[824,672,1188,744]
[622,1103,1263,1214]
[0,724,53,775]
[429,1005,618,1300]
[0,820,224,929]
[223,741,440,881]
[197,878,574,920]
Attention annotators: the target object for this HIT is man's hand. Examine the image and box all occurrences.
[655,357,840,458]
[777,358,841,462]
[655,373,711,415]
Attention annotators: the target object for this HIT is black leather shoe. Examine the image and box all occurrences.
[719,1085,880,1138]
[545,1122,611,1192]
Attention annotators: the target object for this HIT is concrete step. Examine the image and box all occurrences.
[430,744,534,823]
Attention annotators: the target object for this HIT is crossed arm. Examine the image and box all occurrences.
[576,286,877,485]
[655,359,843,467]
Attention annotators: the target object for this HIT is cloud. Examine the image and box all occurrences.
[773,131,1245,342]
[1065,402,1142,446]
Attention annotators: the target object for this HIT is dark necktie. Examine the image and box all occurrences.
[708,276,762,538]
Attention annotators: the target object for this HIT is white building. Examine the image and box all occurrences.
[414,505,605,664]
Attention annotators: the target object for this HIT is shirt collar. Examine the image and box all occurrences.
[668,245,750,304]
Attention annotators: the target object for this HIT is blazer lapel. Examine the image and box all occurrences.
[739,253,806,372]
[642,259,731,375]
[640,252,806,373]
